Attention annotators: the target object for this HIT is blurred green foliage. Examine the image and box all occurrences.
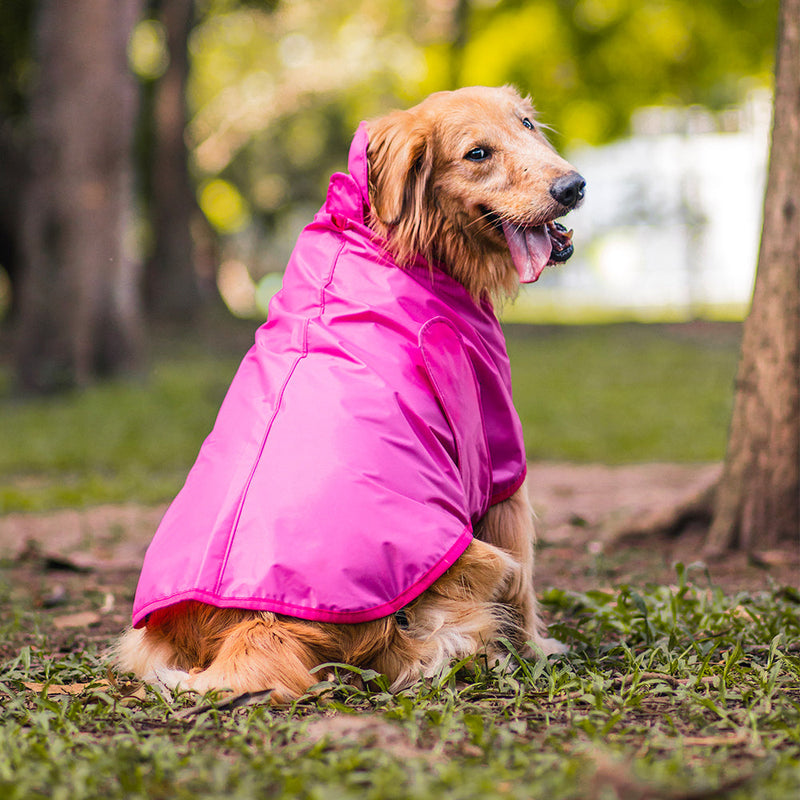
[0,351,242,512]
[507,323,739,462]
[160,0,779,275]
[0,0,35,119]
[458,0,779,143]
[3,0,780,261]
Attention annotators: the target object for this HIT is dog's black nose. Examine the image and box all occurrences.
[549,172,586,209]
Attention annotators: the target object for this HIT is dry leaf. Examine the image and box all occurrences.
[175,689,274,719]
[52,611,102,629]
[681,731,749,747]
[24,679,111,696]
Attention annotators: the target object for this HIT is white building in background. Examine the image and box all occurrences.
[505,91,772,323]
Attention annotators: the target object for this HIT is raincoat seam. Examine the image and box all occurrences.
[419,317,493,515]
[211,343,308,595]
[213,239,348,594]
[318,238,347,318]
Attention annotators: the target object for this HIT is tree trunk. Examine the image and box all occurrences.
[145,0,213,320]
[704,0,800,555]
[0,117,23,323]
[15,0,144,392]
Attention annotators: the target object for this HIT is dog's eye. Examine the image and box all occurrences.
[522,117,534,130]
[464,147,491,162]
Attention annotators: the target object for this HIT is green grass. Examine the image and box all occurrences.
[1,320,797,798]
[1,567,798,800]
[0,321,740,513]
[506,323,739,463]
[0,347,243,513]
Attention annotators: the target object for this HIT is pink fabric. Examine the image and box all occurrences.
[132,123,527,627]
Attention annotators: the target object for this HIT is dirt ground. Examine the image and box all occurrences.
[0,462,797,655]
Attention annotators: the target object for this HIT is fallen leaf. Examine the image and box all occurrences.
[119,684,148,705]
[24,679,111,696]
[681,731,749,747]
[43,554,94,573]
[750,549,800,568]
[52,611,102,629]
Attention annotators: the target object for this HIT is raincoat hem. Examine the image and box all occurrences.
[133,524,474,627]
[489,466,527,507]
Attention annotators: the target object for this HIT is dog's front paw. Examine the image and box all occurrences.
[145,666,193,693]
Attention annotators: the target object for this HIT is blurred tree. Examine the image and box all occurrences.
[2,0,786,389]
[142,0,210,319]
[704,0,799,554]
[0,0,35,323]
[454,0,779,145]
[136,0,279,318]
[185,0,425,279]
[0,120,23,324]
[14,0,144,392]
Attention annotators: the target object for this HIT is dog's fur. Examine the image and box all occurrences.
[115,86,582,702]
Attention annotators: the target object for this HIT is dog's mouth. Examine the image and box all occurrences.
[500,219,574,284]
[482,208,575,283]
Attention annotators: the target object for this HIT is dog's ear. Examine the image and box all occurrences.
[366,111,434,260]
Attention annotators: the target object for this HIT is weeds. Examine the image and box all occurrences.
[1,569,798,800]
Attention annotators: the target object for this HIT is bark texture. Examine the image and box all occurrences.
[15,0,144,392]
[705,0,800,555]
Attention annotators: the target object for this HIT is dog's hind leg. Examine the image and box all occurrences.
[474,482,565,656]
[383,538,522,689]
[114,626,187,688]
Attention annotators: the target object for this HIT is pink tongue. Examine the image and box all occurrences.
[502,221,552,283]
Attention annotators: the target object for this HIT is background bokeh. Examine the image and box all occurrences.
[128,0,778,321]
[0,0,781,328]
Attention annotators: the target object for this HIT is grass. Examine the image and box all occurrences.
[0,566,798,799]
[0,323,249,513]
[0,320,741,512]
[506,323,739,463]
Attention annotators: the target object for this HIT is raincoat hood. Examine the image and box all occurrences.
[132,123,527,626]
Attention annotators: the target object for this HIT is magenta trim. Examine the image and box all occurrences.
[133,526,474,628]
[489,465,527,507]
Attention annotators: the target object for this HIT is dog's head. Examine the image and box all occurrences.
[367,85,584,299]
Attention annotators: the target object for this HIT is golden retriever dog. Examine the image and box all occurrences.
[115,86,584,703]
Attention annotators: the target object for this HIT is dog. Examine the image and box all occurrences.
[115,85,584,703]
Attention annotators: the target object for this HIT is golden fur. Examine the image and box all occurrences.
[115,86,578,702]
[368,85,577,299]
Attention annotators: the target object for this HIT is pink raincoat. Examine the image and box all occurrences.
[132,123,527,627]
